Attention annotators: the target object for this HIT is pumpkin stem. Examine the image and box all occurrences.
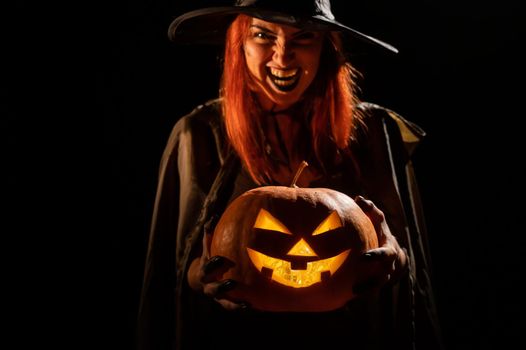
[290,161,309,188]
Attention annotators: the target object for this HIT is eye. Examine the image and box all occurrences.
[252,31,274,42]
[253,209,292,234]
[292,31,320,44]
[312,211,342,236]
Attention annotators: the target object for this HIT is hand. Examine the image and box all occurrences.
[353,195,408,295]
[186,217,248,311]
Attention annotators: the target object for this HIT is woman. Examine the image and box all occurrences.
[137,1,444,349]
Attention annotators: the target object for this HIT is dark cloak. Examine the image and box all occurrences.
[137,99,445,350]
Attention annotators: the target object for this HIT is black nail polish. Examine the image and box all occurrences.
[204,256,224,274]
[362,252,375,260]
[217,279,237,294]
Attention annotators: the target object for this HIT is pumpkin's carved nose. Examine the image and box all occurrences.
[287,239,317,257]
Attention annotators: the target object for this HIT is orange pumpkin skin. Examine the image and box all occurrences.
[210,186,378,312]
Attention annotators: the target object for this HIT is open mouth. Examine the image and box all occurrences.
[267,67,301,92]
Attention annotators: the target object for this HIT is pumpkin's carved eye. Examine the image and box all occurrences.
[312,211,342,236]
[253,209,292,235]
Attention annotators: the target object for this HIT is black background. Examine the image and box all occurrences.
[8,0,525,349]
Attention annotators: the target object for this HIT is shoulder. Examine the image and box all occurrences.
[161,98,223,162]
[173,98,223,133]
[356,102,425,153]
[167,98,223,146]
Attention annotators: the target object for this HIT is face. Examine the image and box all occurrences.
[243,18,325,110]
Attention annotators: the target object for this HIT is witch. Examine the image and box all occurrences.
[137,1,445,349]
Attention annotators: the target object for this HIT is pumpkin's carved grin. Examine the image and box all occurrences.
[247,247,350,288]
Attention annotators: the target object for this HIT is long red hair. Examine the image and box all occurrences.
[220,15,362,185]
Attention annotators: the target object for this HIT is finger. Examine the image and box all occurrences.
[363,247,397,264]
[214,298,250,312]
[203,279,237,298]
[354,196,385,224]
[203,256,226,274]
[354,196,387,245]
[355,195,374,211]
[202,256,235,283]
[362,248,397,280]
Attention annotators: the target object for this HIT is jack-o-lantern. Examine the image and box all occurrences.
[210,162,378,312]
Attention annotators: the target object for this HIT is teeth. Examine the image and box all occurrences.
[268,68,300,90]
[274,79,294,86]
[270,68,298,78]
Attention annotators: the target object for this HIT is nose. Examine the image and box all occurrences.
[273,41,294,67]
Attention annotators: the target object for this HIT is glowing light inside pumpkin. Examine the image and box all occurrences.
[312,211,342,235]
[287,239,317,256]
[253,208,292,234]
[248,209,350,287]
[247,248,350,287]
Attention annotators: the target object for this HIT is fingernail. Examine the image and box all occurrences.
[204,256,224,274]
[217,279,237,294]
[362,252,376,260]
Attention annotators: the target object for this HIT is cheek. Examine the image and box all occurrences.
[303,48,323,77]
[244,45,266,77]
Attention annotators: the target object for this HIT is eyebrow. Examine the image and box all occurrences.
[249,24,310,38]
[249,25,276,35]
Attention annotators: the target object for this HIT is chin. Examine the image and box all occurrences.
[266,89,303,108]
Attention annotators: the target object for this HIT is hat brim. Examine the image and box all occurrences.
[168,7,398,54]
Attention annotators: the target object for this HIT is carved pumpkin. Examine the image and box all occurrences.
[210,165,378,312]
